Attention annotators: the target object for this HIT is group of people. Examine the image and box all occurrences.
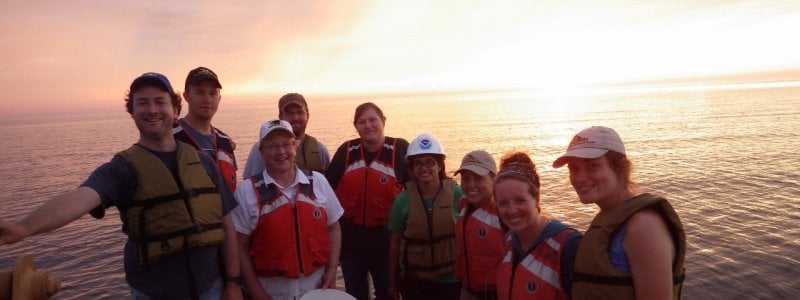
[0,68,686,300]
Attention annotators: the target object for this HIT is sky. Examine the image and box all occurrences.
[2,1,800,117]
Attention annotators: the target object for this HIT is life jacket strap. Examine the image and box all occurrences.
[403,233,456,245]
[122,187,219,209]
[573,272,685,286]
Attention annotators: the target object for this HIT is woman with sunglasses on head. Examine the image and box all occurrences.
[453,150,506,300]
[553,126,686,300]
[494,151,582,300]
[387,133,463,300]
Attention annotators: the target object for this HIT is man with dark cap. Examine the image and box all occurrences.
[0,72,243,300]
[173,66,238,192]
[242,93,330,178]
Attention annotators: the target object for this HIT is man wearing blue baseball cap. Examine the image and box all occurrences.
[0,72,243,300]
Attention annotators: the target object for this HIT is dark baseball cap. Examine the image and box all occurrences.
[278,93,308,111]
[185,66,222,90]
[130,72,176,95]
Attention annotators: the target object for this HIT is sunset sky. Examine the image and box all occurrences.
[2,1,800,117]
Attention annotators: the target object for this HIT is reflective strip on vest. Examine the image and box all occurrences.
[217,151,235,165]
[519,243,563,291]
[344,160,366,173]
[470,208,502,229]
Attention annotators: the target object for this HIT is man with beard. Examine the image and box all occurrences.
[173,66,238,192]
[243,93,330,178]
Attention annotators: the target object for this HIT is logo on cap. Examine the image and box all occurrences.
[463,154,482,164]
[567,135,594,149]
[195,67,214,76]
[419,139,432,149]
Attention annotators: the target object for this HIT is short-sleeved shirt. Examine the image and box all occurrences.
[386,183,463,283]
[81,145,237,299]
[231,167,343,299]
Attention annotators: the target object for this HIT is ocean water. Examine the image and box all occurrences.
[1,86,799,299]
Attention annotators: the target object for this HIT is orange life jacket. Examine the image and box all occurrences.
[334,137,403,227]
[496,227,577,300]
[248,170,331,278]
[455,198,506,294]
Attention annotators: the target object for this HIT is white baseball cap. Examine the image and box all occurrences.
[552,126,626,168]
[259,119,295,141]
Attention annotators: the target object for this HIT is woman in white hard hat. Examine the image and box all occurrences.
[387,133,463,300]
[552,126,685,300]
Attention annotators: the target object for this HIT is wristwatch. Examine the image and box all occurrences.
[225,275,243,285]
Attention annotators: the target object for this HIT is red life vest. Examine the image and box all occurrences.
[496,228,576,300]
[248,171,331,278]
[173,121,237,191]
[334,137,403,227]
[455,198,506,294]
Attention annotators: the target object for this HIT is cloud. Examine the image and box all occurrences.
[2,1,800,117]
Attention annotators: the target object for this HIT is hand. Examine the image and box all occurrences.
[320,266,338,289]
[223,282,243,300]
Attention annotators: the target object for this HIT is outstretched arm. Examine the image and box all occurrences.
[0,186,100,246]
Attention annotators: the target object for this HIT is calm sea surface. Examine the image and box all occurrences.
[1,87,799,299]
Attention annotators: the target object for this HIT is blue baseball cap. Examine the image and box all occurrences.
[129,72,176,95]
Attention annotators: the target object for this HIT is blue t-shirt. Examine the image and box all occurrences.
[82,145,237,298]
[609,222,632,274]
[176,119,217,159]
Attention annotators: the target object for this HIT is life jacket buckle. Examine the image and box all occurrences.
[182,189,198,199]
[160,239,171,251]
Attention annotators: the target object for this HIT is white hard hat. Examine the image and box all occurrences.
[406,133,445,158]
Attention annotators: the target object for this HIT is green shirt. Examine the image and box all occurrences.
[387,183,463,283]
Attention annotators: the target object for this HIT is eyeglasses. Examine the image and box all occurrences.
[262,142,294,151]
[412,159,438,169]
